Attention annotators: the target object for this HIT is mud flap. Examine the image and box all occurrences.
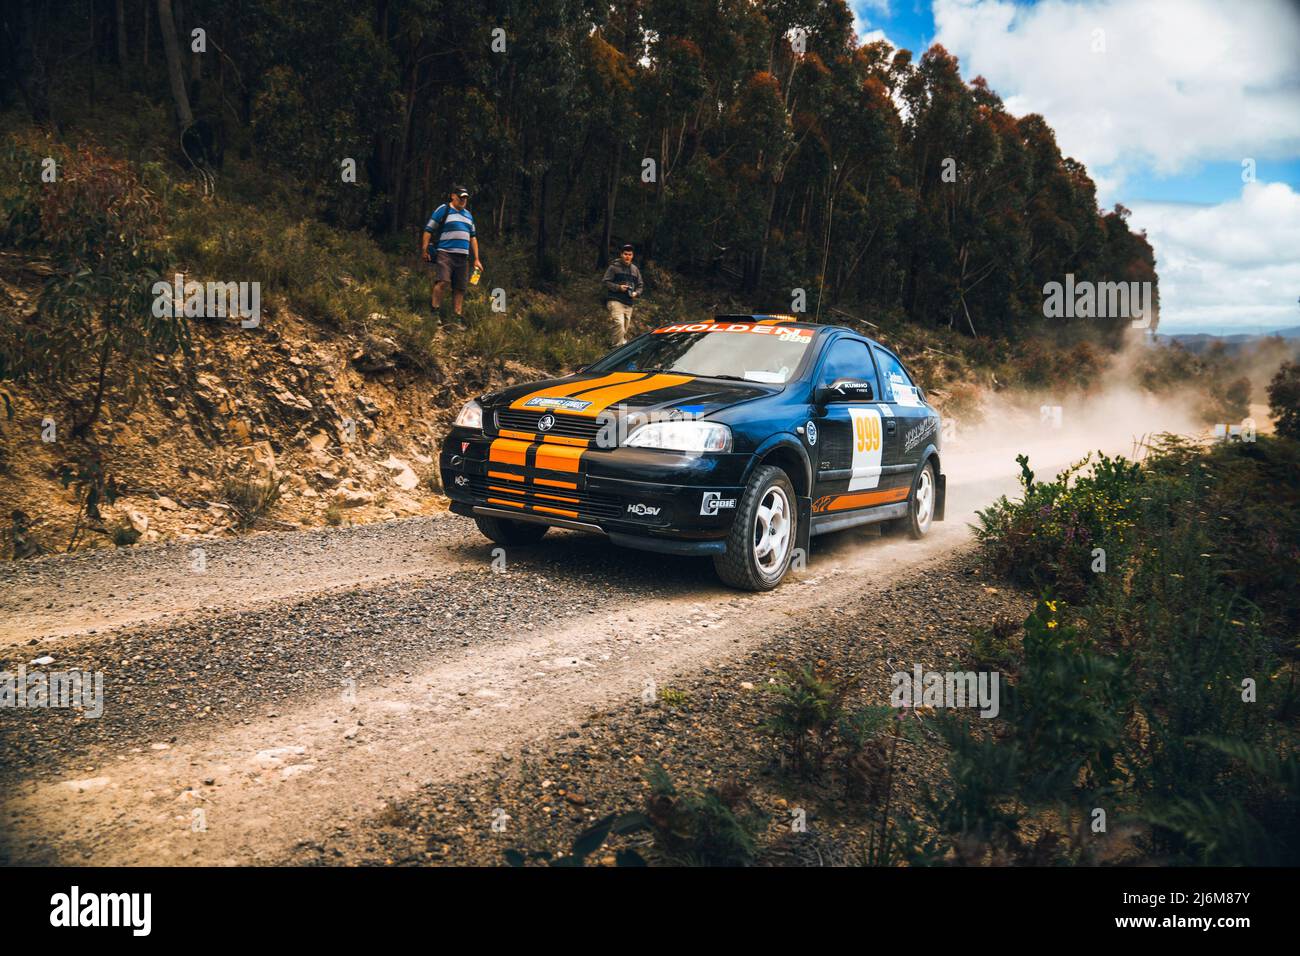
[795,495,812,566]
[934,473,947,522]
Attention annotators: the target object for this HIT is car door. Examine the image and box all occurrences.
[809,337,892,513]
[872,345,934,489]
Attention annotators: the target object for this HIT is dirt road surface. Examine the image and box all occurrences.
[0,409,1190,865]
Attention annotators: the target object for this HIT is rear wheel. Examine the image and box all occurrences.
[474,514,549,546]
[712,465,797,591]
[904,460,935,539]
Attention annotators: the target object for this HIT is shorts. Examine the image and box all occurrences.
[433,250,470,292]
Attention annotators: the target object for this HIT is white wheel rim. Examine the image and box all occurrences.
[753,485,792,575]
[915,467,933,532]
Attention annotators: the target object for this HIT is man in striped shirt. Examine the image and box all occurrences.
[422,185,483,320]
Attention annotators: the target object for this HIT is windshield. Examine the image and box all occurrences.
[588,322,816,384]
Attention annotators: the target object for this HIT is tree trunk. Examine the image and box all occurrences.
[534,166,551,278]
[115,0,128,78]
[142,0,150,67]
[87,0,96,107]
[12,0,53,124]
[387,64,417,234]
[156,0,193,133]
[596,140,622,270]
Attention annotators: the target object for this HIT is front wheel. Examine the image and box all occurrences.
[474,514,549,546]
[712,465,797,591]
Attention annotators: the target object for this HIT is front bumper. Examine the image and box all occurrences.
[440,427,750,556]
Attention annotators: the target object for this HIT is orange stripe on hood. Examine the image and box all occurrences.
[509,372,644,411]
[566,373,695,418]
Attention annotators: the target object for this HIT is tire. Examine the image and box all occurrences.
[903,459,936,539]
[474,514,549,546]
[712,464,798,591]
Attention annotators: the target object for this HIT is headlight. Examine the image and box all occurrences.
[624,420,732,453]
[454,399,483,429]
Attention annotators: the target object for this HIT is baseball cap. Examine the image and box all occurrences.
[451,185,470,198]
[620,243,634,252]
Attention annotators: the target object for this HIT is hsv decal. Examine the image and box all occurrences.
[847,407,884,491]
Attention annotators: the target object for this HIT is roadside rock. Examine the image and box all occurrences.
[381,456,420,491]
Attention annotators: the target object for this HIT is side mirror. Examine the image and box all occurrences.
[816,378,873,404]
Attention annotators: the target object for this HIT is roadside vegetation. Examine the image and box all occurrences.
[488,427,1298,867]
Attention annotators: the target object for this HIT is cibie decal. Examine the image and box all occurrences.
[700,492,738,516]
[626,503,661,517]
[524,396,592,412]
[805,420,818,446]
[652,322,813,341]
[847,407,883,491]
[536,413,556,432]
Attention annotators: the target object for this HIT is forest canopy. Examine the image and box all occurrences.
[2,0,1158,337]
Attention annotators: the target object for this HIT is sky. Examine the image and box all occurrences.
[850,0,1300,335]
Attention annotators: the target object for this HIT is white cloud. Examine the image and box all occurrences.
[932,0,1300,179]
[1128,182,1300,333]
[851,0,894,45]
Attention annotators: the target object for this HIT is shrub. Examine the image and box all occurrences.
[221,474,285,530]
[957,436,1298,865]
[762,665,859,776]
[1,134,189,433]
[1268,360,1300,439]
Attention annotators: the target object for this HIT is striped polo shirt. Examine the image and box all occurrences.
[425,204,476,254]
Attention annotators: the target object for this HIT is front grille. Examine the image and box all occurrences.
[468,476,628,521]
[494,409,603,443]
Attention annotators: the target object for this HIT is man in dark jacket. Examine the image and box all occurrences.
[602,244,643,346]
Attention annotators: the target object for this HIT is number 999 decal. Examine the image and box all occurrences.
[848,407,883,491]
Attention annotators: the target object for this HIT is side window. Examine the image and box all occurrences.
[873,347,920,405]
[818,339,878,395]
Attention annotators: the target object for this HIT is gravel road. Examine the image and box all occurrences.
[0,439,1097,865]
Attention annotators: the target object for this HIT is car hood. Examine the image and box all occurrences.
[483,370,776,420]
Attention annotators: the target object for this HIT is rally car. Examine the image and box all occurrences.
[440,315,945,590]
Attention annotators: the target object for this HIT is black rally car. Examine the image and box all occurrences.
[440,316,945,590]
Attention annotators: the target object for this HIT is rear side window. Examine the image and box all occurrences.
[872,347,921,405]
[818,339,879,395]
